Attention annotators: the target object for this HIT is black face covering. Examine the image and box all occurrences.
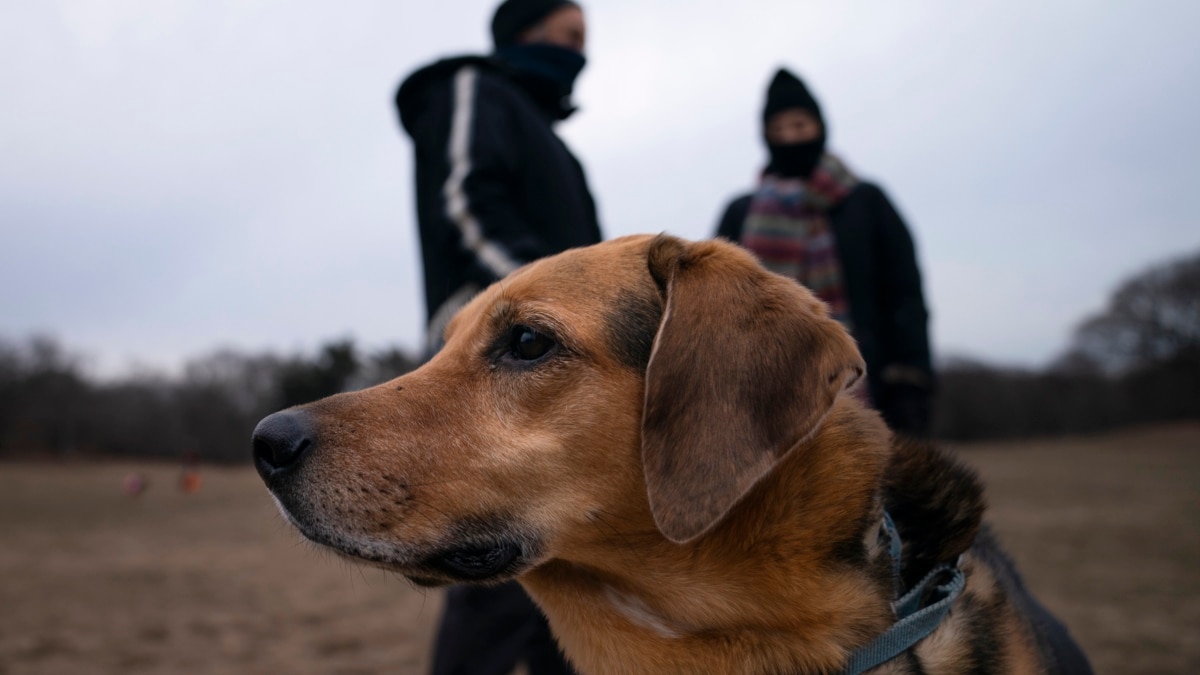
[494,44,586,121]
[766,136,826,178]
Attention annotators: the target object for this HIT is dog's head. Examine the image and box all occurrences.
[252,234,864,586]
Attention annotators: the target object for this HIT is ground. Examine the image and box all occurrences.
[0,423,1196,674]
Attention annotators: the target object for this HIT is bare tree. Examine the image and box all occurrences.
[1070,251,1200,371]
[278,339,360,409]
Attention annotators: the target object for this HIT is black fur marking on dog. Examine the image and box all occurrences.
[604,289,663,370]
[961,589,1008,675]
[905,650,930,675]
[883,439,985,589]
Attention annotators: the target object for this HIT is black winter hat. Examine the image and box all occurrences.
[763,68,823,125]
[491,0,577,48]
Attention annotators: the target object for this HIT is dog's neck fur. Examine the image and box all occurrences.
[522,400,897,675]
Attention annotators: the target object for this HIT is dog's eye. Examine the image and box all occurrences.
[510,326,555,361]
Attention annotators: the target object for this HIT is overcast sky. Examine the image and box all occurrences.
[2,0,1198,377]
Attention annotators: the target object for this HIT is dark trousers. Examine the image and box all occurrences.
[431,581,576,675]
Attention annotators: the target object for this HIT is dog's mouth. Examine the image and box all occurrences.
[270,491,537,586]
[409,542,526,586]
[301,525,532,587]
[328,540,530,588]
[426,542,523,580]
[376,542,532,588]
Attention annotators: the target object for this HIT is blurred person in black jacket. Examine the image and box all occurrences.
[715,68,934,437]
[396,0,600,357]
[395,1,597,673]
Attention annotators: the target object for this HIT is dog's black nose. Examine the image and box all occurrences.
[252,411,313,480]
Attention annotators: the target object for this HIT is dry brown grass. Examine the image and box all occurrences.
[0,461,442,675]
[1,423,1196,674]
[950,423,1200,674]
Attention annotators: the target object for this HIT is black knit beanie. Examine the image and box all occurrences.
[491,0,577,48]
[762,68,823,126]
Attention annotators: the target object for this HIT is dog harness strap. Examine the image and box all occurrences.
[841,514,966,675]
[880,511,903,596]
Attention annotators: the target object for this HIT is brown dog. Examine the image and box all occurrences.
[252,235,1090,674]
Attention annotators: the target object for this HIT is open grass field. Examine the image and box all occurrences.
[1,423,1197,674]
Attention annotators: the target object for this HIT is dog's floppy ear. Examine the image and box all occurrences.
[642,234,865,544]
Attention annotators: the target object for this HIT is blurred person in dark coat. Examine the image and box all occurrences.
[395,1,596,673]
[715,68,934,437]
[396,0,599,358]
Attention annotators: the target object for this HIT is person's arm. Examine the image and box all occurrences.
[412,66,549,288]
[715,195,752,242]
[869,186,934,435]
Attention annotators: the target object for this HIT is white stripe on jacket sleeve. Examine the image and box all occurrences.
[442,66,521,278]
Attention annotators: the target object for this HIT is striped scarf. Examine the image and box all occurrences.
[740,153,858,328]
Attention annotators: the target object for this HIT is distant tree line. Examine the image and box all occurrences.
[0,250,1196,461]
[933,250,1200,440]
[0,338,418,463]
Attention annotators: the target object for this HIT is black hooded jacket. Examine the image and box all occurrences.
[396,55,601,348]
[716,183,934,435]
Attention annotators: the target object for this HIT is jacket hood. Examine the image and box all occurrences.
[396,55,497,135]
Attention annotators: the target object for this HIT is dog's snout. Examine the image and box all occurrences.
[252,410,313,480]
